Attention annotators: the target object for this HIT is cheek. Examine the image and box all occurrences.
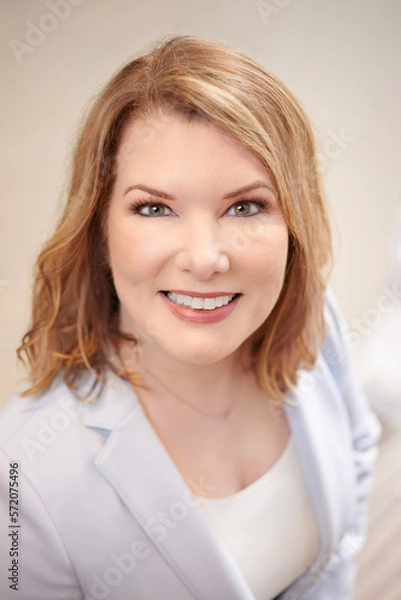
[107,219,166,282]
[238,223,289,282]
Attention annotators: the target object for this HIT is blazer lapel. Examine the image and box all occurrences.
[82,373,256,600]
[82,357,351,600]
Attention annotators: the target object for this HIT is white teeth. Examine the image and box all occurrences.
[203,298,217,310]
[166,292,236,310]
[192,297,204,309]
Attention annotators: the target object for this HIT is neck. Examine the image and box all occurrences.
[120,340,253,415]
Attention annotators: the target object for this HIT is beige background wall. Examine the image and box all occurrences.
[1,0,400,403]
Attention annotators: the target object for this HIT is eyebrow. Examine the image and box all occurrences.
[123,180,277,200]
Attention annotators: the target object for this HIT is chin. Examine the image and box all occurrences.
[166,340,242,366]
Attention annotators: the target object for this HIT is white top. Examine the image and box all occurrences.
[195,437,320,600]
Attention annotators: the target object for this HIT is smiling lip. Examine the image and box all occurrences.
[158,291,242,324]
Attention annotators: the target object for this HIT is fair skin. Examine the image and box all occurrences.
[107,111,291,497]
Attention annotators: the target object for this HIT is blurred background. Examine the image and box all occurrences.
[1,1,400,596]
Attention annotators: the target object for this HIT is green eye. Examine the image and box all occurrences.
[146,204,166,216]
[129,201,173,217]
[227,199,270,217]
[233,202,252,216]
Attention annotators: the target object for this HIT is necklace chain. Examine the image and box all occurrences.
[140,363,235,420]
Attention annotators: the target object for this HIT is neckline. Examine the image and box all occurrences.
[195,435,294,504]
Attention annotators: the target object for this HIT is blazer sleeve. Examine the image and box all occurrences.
[0,443,82,599]
[302,288,382,599]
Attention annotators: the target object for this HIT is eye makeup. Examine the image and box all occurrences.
[127,197,273,218]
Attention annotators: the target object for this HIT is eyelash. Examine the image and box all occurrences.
[127,198,272,218]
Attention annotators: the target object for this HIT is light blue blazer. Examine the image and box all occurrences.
[0,289,381,600]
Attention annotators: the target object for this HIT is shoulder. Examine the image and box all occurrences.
[322,287,350,357]
[320,286,356,389]
[0,373,84,457]
[320,287,382,442]
[0,371,138,465]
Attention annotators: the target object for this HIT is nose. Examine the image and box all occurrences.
[174,215,230,280]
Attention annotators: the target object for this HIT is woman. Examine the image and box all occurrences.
[0,36,381,599]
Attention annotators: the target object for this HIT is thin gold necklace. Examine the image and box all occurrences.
[140,363,235,420]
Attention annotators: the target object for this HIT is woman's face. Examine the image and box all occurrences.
[107,111,289,366]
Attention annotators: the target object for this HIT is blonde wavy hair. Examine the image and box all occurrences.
[17,35,332,403]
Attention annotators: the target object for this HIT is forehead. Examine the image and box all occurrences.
[115,112,272,188]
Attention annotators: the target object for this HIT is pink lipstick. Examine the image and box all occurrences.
[158,292,242,324]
